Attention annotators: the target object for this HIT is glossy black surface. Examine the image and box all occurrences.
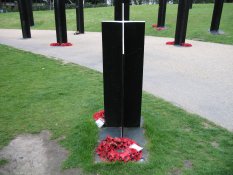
[102,22,145,127]
[189,0,193,9]
[54,0,67,43]
[114,0,130,20]
[174,0,191,45]
[76,0,84,33]
[18,0,31,38]
[210,0,224,32]
[157,0,167,27]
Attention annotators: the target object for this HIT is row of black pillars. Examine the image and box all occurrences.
[114,0,130,20]
[173,0,224,46]
[158,0,224,46]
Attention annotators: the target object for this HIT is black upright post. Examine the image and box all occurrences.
[157,0,167,28]
[102,21,145,128]
[75,0,84,34]
[210,0,224,34]
[54,0,67,43]
[28,0,34,26]
[114,0,130,20]
[18,0,31,38]
[174,0,190,45]
[189,0,193,9]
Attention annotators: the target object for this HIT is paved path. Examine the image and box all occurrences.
[0,29,233,131]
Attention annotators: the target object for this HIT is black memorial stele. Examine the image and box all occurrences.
[210,0,224,34]
[54,0,68,43]
[102,21,145,129]
[18,0,31,38]
[75,0,84,34]
[114,0,130,20]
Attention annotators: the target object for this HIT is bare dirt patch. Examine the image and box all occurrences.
[169,168,182,175]
[0,131,83,175]
[211,141,219,148]
[183,160,193,169]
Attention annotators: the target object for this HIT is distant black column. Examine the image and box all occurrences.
[114,0,130,20]
[75,0,84,33]
[157,0,167,27]
[102,22,145,127]
[28,0,34,26]
[174,0,190,45]
[18,0,31,38]
[54,0,67,43]
[189,0,193,9]
[210,0,224,34]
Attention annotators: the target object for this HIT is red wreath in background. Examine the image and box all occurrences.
[166,41,192,47]
[152,24,167,31]
[96,136,143,162]
[50,42,73,47]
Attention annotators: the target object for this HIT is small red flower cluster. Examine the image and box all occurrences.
[93,110,105,121]
[50,42,73,47]
[96,136,142,162]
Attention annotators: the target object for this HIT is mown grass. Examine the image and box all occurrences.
[0,159,8,167]
[0,4,233,44]
[0,44,233,175]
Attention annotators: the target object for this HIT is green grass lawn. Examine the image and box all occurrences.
[0,44,233,175]
[0,4,233,44]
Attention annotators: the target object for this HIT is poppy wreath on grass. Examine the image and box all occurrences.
[96,136,143,162]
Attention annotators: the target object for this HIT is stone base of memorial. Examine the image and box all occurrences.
[209,29,224,35]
